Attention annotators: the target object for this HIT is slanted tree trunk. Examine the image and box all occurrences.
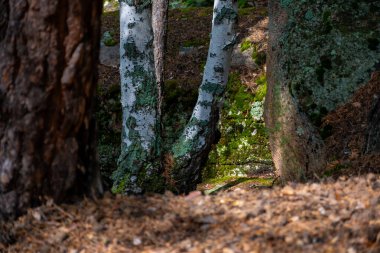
[113,0,237,194]
[113,1,164,194]
[168,0,238,193]
[0,0,103,220]
[152,0,169,114]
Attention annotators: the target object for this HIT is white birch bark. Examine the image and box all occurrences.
[170,0,238,192]
[113,1,163,194]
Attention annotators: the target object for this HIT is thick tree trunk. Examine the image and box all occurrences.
[0,0,103,220]
[152,0,169,114]
[169,0,238,193]
[113,1,164,194]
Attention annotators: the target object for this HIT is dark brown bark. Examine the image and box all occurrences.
[0,0,9,41]
[0,0,103,220]
[366,88,380,154]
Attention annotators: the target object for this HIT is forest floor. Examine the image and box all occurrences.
[2,174,380,252]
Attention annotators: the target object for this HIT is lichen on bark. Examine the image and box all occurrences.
[169,0,238,193]
[113,1,164,194]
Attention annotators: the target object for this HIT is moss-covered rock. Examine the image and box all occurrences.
[265,0,380,182]
[203,73,273,181]
[280,0,380,125]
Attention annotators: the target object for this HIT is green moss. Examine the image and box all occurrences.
[240,40,252,52]
[203,72,272,181]
[182,38,208,47]
[238,7,256,16]
[254,74,267,102]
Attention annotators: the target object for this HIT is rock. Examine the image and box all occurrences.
[179,46,197,56]
[266,0,380,181]
[231,45,259,70]
[99,44,119,68]
[132,237,142,246]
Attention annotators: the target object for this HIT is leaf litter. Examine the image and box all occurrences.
[1,174,379,252]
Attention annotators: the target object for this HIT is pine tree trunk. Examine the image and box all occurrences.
[0,0,103,220]
[169,0,238,193]
[113,1,164,194]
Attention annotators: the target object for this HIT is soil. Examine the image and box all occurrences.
[2,174,380,252]
[322,71,380,177]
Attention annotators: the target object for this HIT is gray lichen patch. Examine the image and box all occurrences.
[214,6,238,25]
[279,0,380,125]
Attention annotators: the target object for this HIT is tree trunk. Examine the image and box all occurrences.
[114,0,237,194]
[365,89,380,154]
[0,0,103,220]
[169,0,238,193]
[113,1,164,194]
[152,0,169,114]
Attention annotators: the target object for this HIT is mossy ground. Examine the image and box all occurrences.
[202,72,273,183]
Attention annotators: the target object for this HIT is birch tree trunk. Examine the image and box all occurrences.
[0,0,103,220]
[114,0,237,194]
[168,0,238,193]
[113,1,164,194]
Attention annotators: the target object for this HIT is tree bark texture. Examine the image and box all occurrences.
[0,0,103,220]
[265,0,380,182]
[114,0,237,194]
[169,0,238,193]
[366,76,380,154]
[114,1,163,194]
[152,0,168,114]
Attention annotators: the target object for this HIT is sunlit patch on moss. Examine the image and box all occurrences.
[203,72,272,182]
